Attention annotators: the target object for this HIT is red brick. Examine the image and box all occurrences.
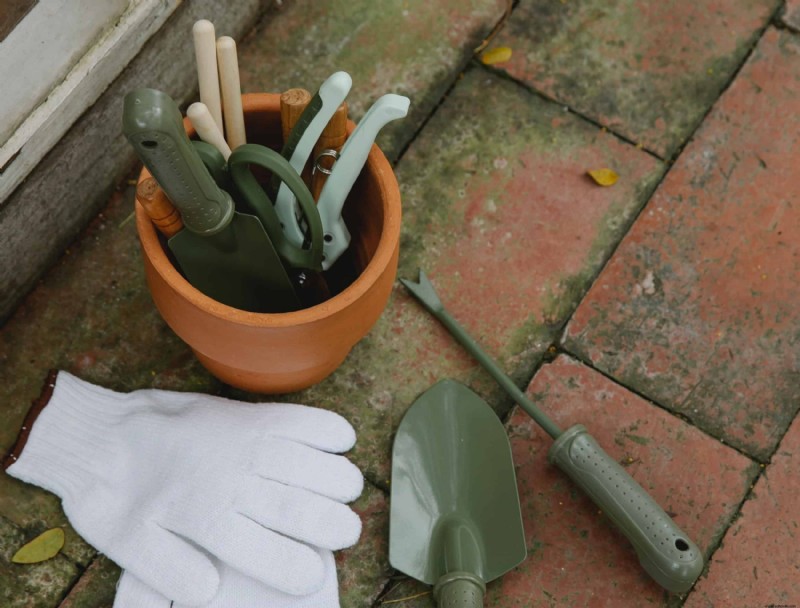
[684,414,800,607]
[493,0,778,157]
[492,356,756,606]
[564,28,800,461]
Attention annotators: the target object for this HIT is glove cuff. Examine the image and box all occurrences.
[5,371,128,502]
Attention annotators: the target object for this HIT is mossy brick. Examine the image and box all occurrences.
[58,557,119,608]
[493,356,757,607]
[338,481,391,606]
[781,0,800,30]
[684,414,800,608]
[236,0,508,161]
[0,516,81,608]
[564,28,800,461]
[492,0,779,157]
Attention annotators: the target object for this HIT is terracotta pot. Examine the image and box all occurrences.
[135,93,401,393]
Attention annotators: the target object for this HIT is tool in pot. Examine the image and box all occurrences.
[316,93,409,270]
[400,270,704,593]
[390,379,527,608]
[123,88,302,313]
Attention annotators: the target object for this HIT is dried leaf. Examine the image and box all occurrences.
[587,168,619,187]
[481,46,513,65]
[12,528,65,564]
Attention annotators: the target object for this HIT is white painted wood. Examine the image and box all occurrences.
[0,0,180,203]
[187,102,231,160]
[192,19,223,134]
[217,36,246,149]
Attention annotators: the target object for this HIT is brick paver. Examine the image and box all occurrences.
[684,413,800,607]
[782,0,800,30]
[288,66,665,487]
[564,27,800,462]
[491,356,756,607]
[238,0,507,161]
[493,0,779,157]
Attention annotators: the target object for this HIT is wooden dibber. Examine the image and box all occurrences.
[136,177,183,238]
[311,102,348,200]
[279,88,312,144]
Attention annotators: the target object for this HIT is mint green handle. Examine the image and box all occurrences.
[123,88,233,235]
[550,425,704,592]
[434,573,485,608]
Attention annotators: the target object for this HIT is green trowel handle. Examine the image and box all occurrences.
[549,424,704,592]
[123,88,233,236]
[434,572,485,608]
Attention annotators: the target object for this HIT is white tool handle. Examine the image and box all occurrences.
[274,71,352,248]
[216,36,246,150]
[317,93,409,270]
[193,20,223,134]
[188,102,232,160]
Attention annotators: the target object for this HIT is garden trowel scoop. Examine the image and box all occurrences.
[390,380,527,607]
[123,88,300,313]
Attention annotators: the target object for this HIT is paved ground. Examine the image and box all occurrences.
[1,0,798,606]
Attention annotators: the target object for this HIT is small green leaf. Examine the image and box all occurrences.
[12,528,65,564]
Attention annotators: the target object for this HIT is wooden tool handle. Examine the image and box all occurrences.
[192,20,223,133]
[136,177,183,237]
[311,102,348,200]
[216,36,246,150]
[188,102,232,160]
[280,88,311,144]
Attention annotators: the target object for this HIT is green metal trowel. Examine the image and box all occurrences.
[401,270,705,594]
[390,380,527,607]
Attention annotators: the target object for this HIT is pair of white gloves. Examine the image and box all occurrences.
[5,372,364,607]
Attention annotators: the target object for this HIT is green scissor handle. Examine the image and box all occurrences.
[228,144,324,271]
[191,140,229,189]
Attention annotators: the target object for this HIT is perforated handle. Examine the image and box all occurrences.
[549,425,704,592]
[434,573,485,608]
[123,88,233,235]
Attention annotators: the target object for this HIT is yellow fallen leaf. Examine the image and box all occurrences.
[481,47,513,65]
[587,168,619,187]
[12,528,65,564]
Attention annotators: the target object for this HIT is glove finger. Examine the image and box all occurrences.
[113,523,219,605]
[114,550,340,608]
[250,438,364,503]
[238,477,362,550]
[113,571,170,608]
[251,403,356,453]
[197,512,327,596]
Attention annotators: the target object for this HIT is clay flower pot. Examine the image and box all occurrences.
[135,93,401,393]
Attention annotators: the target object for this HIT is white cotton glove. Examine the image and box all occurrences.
[6,372,363,606]
[114,548,341,608]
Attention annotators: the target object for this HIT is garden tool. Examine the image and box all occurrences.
[123,88,301,312]
[390,380,526,608]
[193,19,223,132]
[188,102,232,160]
[400,270,704,593]
[317,93,409,270]
[216,35,247,149]
[271,71,353,247]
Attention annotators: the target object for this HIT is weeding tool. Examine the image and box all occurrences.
[317,93,409,270]
[311,102,348,200]
[390,380,527,608]
[270,72,352,247]
[400,270,704,593]
[123,88,301,313]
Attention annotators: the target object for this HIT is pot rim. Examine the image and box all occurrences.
[135,92,401,329]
